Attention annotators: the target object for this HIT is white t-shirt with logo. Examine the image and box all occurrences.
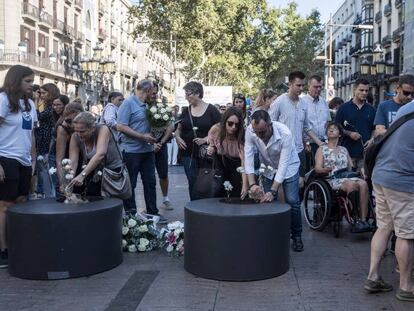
[0,92,37,166]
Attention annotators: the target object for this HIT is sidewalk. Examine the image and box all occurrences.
[0,166,411,311]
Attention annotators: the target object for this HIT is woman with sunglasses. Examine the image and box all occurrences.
[207,107,248,198]
[54,102,84,195]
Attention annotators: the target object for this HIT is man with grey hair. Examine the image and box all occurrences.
[116,79,167,223]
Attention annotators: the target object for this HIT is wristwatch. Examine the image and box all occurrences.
[270,189,278,197]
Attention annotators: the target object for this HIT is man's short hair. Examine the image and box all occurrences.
[398,74,414,87]
[354,78,370,87]
[137,79,154,92]
[183,81,204,99]
[308,75,322,83]
[288,71,306,83]
[251,109,271,125]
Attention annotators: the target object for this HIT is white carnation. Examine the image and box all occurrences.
[128,244,137,252]
[267,165,274,172]
[97,170,102,176]
[157,103,163,108]
[260,163,267,169]
[154,114,161,119]
[37,155,44,161]
[162,114,169,121]
[138,225,148,233]
[48,167,57,175]
[139,238,149,246]
[150,106,157,113]
[64,164,71,171]
[122,227,129,235]
[259,168,265,174]
[127,219,137,228]
[160,108,166,114]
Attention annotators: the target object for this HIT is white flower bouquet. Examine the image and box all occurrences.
[122,215,159,252]
[146,103,173,141]
[249,163,274,201]
[159,221,184,257]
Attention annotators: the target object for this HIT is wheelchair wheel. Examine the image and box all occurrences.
[303,180,332,231]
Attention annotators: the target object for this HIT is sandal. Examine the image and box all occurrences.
[364,277,393,293]
[396,289,414,302]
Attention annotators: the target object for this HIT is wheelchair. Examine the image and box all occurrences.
[302,169,376,238]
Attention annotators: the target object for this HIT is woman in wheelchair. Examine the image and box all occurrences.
[314,121,371,233]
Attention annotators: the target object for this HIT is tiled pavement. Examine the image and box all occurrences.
[0,166,412,311]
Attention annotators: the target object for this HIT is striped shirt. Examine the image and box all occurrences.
[268,93,312,153]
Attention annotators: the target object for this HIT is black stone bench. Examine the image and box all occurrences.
[7,197,123,280]
[184,198,291,281]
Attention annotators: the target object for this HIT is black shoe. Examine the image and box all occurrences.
[352,220,371,233]
[0,249,8,269]
[292,237,304,252]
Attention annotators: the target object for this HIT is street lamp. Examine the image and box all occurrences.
[360,58,370,75]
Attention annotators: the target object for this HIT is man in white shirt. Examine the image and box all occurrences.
[269,71,324,190]
[302,75,331,167]
[245,110,303,252]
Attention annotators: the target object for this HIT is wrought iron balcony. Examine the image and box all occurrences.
[381,35,392,47]
[74,0,83,10]
[38,10,53,28]
[384,4,392,17]
[392,27,403,42]
[375,11,382,23]
[395,0,403,9]
[22,3,39,22]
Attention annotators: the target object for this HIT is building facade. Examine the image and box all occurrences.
[0,0,180,104]
[321,0,407,104]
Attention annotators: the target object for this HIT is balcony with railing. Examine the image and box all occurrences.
[98,28,107,40]
[75,31,85,42]
[38,10,53,28]
[395,0,403,9]
[392,27,403,42]
[98,1,106,15]
[53,18,65,34]
[382,35,392,47]
[64,25,75,39]
[0,49,65,74]
[22,3,39,22]
[384,4,392,17]
[350,42,362,56]
[375,11,382,23]
[111,35,118,46]
[120,40,127,50]
[74,0,83,10]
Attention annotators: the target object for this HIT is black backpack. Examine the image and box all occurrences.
[364,111,414,179]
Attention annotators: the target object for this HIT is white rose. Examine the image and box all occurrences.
[150,106,157,113]
[157,103,163,108]
[138,244,147,252]
[162,114,169,121]
[154,114,161,119]
[259,168,265,174]
[193,126,198,131]
[127,219,137,228]
[65,173,74,180]
[64,164,71,171]
[139,238,149,246]
[160,108,166,114]
[267,165,274,172]
[236,166,245,173]
[37,155,44,161]
[128,244,137,252]
[166,244,174,252]
[122,227,129,235]
[122,239,127,247]
[97,170,102,176]
[138,225,148,233]
[48,167,57,175]
[260,163,267,169]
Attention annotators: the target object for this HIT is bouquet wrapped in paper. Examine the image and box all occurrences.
[146,103,173,142]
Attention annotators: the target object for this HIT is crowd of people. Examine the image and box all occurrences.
[0,64,413,301]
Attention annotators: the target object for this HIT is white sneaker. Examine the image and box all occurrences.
[163,199,173,210]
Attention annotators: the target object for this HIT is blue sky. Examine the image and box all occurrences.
[268,0,345,24]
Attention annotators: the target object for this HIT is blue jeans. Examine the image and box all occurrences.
[181,155,198,201]
[48,154,61,198]
[123,152,158,215]
[36,153,55,198]
[263,172,302,238]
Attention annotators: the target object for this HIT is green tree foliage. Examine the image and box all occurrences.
[129,1,324,94]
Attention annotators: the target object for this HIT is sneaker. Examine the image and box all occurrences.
[291,236,304,252]
[396,289,414,302]
[352,220,371,233]
[0,249,8,269]
[163,199,173,211]
[144,213,168,224]
[364,277,393,293]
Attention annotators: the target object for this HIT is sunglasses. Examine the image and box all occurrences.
[402,90,414,97]
[227,121,239,128]
[64,118,72,124]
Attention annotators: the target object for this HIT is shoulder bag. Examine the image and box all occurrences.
[101,127,132,200]
[188,105,211,160]
[192,155,224,200]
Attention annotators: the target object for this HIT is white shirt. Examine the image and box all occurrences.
[268,93,312,153]
[245,121,300,183]
[0,92,37,166]
[302,94,331,143]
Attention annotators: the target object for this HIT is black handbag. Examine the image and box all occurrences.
[192,156,224,200]
[188,106,211,160]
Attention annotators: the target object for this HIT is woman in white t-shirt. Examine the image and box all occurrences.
[0,65,37,268]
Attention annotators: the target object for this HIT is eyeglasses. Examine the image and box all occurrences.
[64,118,72,124]
[402,90,414,97]
[226,121,239,128]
